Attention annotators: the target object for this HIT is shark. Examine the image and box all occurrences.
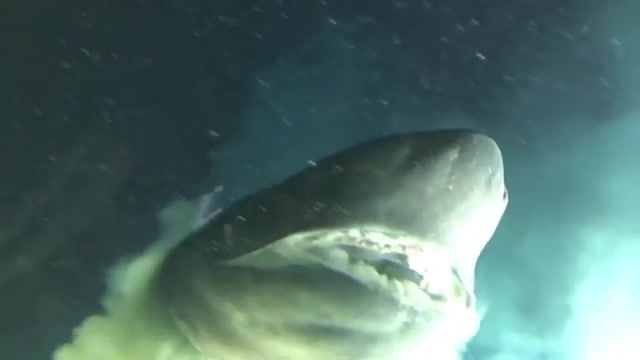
[54,128,508,360]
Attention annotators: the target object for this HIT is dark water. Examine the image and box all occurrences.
[2,1,639,359]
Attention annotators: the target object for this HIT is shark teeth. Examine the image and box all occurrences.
[280,226,473,311]
[226,226,473,312]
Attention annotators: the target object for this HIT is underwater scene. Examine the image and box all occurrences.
[1,1,639,359]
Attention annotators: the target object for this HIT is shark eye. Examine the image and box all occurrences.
[502,188,508,201]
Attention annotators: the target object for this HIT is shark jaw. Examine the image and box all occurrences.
[228,225,475,314]
[167,226,482,360]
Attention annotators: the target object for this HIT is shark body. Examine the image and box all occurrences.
[153,129,508,359]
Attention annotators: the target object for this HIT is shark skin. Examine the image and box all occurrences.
[153,129,509,360]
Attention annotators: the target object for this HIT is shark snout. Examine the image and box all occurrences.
[455,131,507,201]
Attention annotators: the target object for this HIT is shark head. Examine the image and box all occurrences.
[154,129,508,359]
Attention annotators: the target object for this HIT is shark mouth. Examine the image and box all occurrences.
[227,226,474,313]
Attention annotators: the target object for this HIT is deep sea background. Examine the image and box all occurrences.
[1,1,639,359]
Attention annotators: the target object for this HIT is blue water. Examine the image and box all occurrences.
[1,1,639,359]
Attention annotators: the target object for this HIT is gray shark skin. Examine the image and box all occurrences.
[153,129,508,359]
